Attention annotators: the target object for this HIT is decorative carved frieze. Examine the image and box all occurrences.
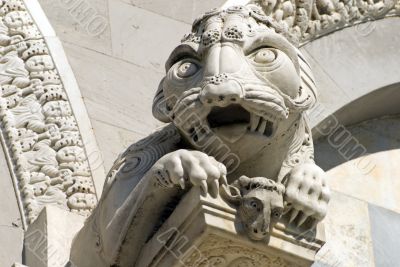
[249,0,400,45]
[0,0,97,225]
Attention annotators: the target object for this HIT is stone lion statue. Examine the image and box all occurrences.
[71,4,330,267]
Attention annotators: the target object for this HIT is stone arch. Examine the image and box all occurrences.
[300,17,400,174]
[300,18,400,267]
[302,17,400,132]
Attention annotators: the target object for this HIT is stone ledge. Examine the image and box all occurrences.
[137,187,325,267]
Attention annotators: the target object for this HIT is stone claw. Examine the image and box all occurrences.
[289,209,299,224]
[310,219,318,230]
[220,174,228,186]
[209,179,219,198]
[200,180,208,196]
[297,212,308,227]
[178,178,185,190]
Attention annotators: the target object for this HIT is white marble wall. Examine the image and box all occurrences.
[300,17,400,131]
[21,2,400,267]
[313,116,400,266]
[37,0,226,171]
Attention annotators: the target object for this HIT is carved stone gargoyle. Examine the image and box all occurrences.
[71,4,331,267]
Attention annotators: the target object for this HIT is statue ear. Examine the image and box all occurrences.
[152,77,171,123]
[237,175,251,189]
[220,184,242,206]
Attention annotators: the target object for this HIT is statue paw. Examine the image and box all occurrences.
[283,163,331,228]
[151,149,227,198]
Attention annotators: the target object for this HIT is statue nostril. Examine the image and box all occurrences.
[230,97,237,102]
[207,99,213,104]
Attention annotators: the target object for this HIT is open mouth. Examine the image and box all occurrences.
[208,104,250,128]
[206,104,275,139]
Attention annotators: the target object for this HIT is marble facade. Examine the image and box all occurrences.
[0,0,398,266]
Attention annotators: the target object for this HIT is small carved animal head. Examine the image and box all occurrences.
[222,176,285,241]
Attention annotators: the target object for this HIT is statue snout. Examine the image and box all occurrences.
[248,220,270,240]
[200,78,243,107]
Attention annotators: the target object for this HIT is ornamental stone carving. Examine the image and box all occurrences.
[71,4,330,267]
[250,0,400,45]
[221,176,286,240]
[183,234,292,267]
[0,0,97,225]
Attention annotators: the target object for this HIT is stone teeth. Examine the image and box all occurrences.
[264,114,275,123]
[257,119,267,134]
[272,121,278,135]
[250,114,260,132]
[249,114,275,137]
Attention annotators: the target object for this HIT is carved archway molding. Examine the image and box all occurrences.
[223,0,400,46]
[0,0,105,228]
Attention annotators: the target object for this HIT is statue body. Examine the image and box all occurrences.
[71,5,330,267]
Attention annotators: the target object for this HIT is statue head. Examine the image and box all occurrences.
[222,175,285,240]
[153,5,317,167]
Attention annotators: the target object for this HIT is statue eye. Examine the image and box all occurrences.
[177,61,199,78]
[272,208,282,218]
[249,200,261,211]
[253,48,276,64]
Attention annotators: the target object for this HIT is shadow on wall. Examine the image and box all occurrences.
[313,83,400,171]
